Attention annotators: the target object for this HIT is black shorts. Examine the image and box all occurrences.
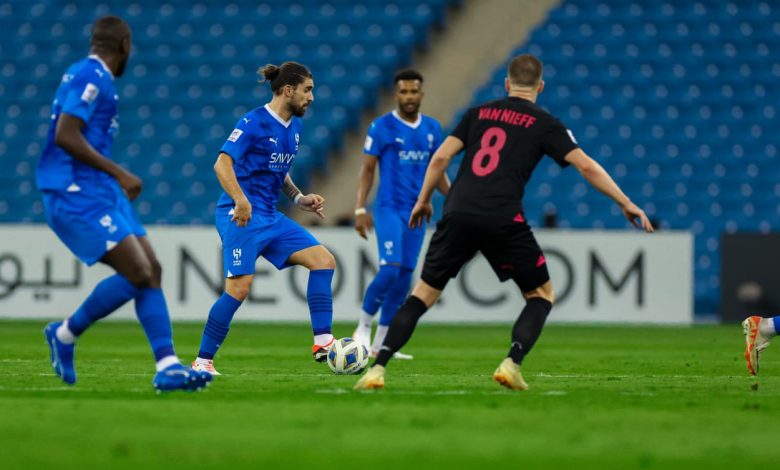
[420,212,550,292]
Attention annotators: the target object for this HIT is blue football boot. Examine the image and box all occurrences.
[152,363,213,393]
[43,321,76,385]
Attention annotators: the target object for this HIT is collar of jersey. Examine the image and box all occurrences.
[88,54,114,79]
[392,110,422,129]
[264,104,292,128]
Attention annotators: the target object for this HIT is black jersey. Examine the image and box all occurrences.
[444,96,578,220]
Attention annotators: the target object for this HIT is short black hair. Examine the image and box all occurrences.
[258,62,313,94]
[394,69,423,84]
[90,15,131,54]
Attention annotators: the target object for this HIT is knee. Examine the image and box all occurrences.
[226,278,252,302]
[149,259,162,286]
[310,248,336,271]
[126,261,154,288]
[524,283,555,305]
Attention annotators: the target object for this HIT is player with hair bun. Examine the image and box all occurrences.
[192,62,337,375]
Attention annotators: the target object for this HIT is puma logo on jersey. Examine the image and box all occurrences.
[269,137,278,145]
[395,137,405,144]
[243,117,251,124]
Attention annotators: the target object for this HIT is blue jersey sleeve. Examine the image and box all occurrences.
[60,69,105,123]
[363,120,384,157]
[220,115,257,161]
[432,120,444,151]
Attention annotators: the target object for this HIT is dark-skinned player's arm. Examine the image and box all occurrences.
[564,148,654,233]
[214,152,252,227]
[354,154,378,239]
[55,113,142,200]
[409,136,464,228]
[282,173,325,219]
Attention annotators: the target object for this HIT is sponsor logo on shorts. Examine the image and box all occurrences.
[99,215,117,234]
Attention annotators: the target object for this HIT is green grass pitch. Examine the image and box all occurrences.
[1,320,778,469]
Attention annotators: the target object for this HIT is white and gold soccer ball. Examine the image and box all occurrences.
[326,338,369,375]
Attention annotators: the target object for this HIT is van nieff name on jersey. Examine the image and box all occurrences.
[478,107,537,128]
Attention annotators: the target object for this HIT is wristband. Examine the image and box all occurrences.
[354,207,367,216]
[294,193,303,205]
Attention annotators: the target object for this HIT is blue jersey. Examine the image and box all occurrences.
[364,111,443,213]
[37,55,119,191]
[217,105,303,216]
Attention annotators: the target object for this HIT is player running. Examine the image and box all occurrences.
[38,16,212,392]
[742,315,778,375]
[355,54,654,391]
[192,62,337,375]
[352,69,449,359]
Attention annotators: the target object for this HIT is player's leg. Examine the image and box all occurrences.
[485,223,553,390]
[355,214,476,390]
[194,275,253,375]
[263,214,337,361]
[194,213,258,374]
[354,280,441,390]
[742,314,778,375]
[493,281,554,391]
[287,244,336,361]
[42,190,147,384]
[371,221,426,358]
[358,208,403,350]
[113,233,211,391]
[44,234,145,384]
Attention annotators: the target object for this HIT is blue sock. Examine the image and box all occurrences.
[135,288,176,362]
[198,292,243,360]
[361,265,401,315]
[308,269,334,336]
[68,274,139,336]
[379,267,413,326]
[773,316,780,334]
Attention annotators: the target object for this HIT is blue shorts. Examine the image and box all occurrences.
[42,185,147,266]
[216,209,320,277]
[373,207,426,270]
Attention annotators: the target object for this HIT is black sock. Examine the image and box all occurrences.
[374,296,428,367]
[508,297,552,365]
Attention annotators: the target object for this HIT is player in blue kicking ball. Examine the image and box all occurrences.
[352,69,449,359]
[743,315,779,375]
[192,62,337,375]
[38,16,211,392]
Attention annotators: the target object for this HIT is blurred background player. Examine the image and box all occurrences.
[192,62,336,375]
[38,16,212,392]
[356,54,654,391]
[352,69,449,359]
[742,315,778,375]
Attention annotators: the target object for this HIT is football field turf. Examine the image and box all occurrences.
[1,320,778,469]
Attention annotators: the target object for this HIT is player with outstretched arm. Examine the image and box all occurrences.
[355,54,654,391]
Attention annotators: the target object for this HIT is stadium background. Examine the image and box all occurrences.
[1,0,778,317]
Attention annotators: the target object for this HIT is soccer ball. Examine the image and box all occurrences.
[327,338,369,375]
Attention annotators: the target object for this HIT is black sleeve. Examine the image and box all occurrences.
[542,118,578,167]
[449,108,473,144]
